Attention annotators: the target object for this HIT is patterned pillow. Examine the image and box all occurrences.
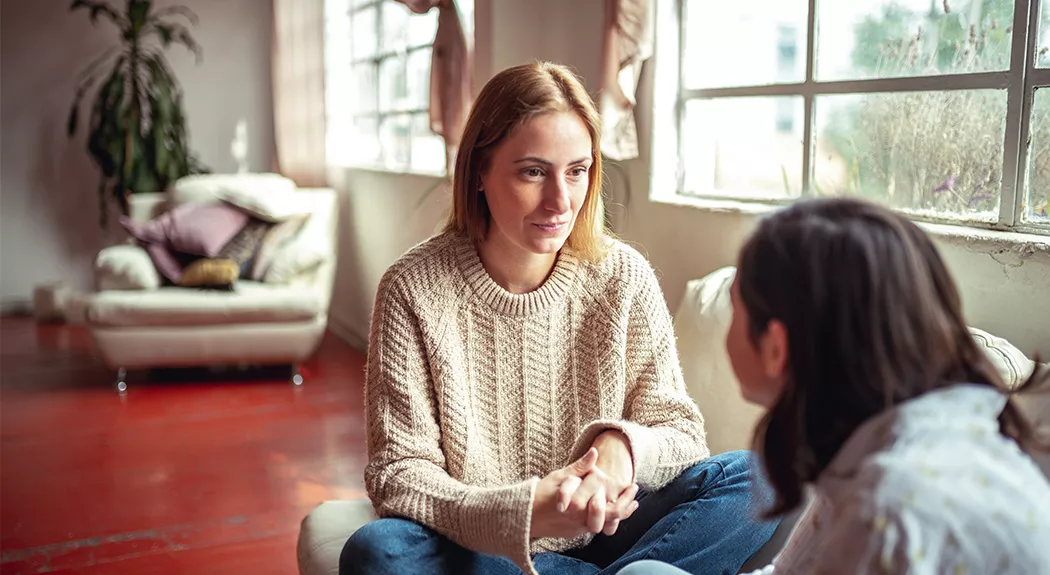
[250,214,309,280]
[216,217,276,279]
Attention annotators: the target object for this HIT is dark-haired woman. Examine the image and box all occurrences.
[619,197,1050,575]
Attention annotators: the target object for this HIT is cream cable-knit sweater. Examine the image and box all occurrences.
[363,232,710,574]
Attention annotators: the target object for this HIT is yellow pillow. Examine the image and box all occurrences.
[178,258,239,289]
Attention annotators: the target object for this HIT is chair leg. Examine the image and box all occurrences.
[291,365,304,387]
[115,367,128,393]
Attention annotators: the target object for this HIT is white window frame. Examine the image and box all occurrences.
[325,0,461,176]
[655,0,1050,235]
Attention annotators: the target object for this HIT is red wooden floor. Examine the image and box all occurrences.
[0,317,368,574]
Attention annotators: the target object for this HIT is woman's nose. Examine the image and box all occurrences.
[543,177,571,212]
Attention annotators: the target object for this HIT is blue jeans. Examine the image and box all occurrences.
[340,450,779,575]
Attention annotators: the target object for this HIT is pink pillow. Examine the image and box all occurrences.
[121,202,250,284]
[122,202,249,257]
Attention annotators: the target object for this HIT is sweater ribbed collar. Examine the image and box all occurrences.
[452,233,580,317]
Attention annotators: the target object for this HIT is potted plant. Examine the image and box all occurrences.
[66,0,208,227]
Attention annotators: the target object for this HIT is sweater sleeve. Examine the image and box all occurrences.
[363,271,539,574]
[569,261,710,489]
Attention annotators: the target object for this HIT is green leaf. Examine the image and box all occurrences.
[129,0,151,32]
[151,5,198,26]
[70,0,124,27]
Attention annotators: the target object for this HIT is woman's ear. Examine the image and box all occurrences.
[760,319,789,379]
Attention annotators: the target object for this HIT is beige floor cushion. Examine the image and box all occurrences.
[298,499,375,575]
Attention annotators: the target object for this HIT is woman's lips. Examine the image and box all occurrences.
[532,222,567,234]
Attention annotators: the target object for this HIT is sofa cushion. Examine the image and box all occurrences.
[121,202,251,284]
[95,244,161,291]
[251,215,309,280]
[968,326,1040,391]
[177,259,239,289]
[674,266,764,455]
[297,500,375,575]
[87,282,323,327]
[172,173,300,214]
[122,202,250,258]
[264,193,333,284]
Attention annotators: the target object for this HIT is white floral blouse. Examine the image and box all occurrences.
[749,384,1050,575]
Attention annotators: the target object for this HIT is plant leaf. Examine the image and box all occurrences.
[75,46,119,86]
[143,22,202,62]
[70,0,124,27]
[151,5,198,25]
[67,101,80,136]
[129,0,151,32]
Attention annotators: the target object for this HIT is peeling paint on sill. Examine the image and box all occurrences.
[917,222,1050,266]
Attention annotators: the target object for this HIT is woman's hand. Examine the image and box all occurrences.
[531,448,605,539]
[590,430,638,535]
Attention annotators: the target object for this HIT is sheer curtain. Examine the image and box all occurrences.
[600,0,654,161]
[272,0,328,187]
[396,0,473,170]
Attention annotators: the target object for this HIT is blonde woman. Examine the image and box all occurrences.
[340,62,778,575]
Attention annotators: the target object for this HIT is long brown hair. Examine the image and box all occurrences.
[736,197,1048,517]
[443,61,607,262]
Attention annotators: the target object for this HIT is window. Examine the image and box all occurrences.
[324,0,474,174]
[675,0,1050,232]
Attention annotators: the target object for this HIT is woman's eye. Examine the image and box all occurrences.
[569,166,588,178]
[522,167,544,178]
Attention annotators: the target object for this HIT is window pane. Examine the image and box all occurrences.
[814,90,1006,221]
[1026,89,1050,224]
[326,0,350,17]
[379,56,407,112]
[1039,0,1050,67]
[351,6,378,60]
[680,97,804,199]
[380,114,413,170]
[351,64,378,114]
[381,1,412,52]
[325,20,351,71]
[818,0,1013,81]
[683,0,807,89]
[407,7,438,46]
[411,113,446,174]
[326,62,352,112]
[407,48,432,110]
[354,117,381,165]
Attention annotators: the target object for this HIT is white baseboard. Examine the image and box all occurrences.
[327,313,368,353]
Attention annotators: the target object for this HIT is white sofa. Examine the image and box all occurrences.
[296,266,1048,575]
[86,184,338,388]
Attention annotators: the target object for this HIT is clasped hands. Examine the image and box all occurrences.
[530,430,640,540]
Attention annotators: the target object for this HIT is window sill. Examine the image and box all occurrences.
[331,163,448,180]
[649,194,1050,257]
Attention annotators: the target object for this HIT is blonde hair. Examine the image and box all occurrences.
[444,61,607,262]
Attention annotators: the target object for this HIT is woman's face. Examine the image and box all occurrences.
[479,111,593,257]
[726,276,789,409]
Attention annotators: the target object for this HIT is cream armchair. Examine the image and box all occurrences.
[86,186,338,390]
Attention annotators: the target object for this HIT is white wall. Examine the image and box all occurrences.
[329,0,1048,359]
[0,0,275,310]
